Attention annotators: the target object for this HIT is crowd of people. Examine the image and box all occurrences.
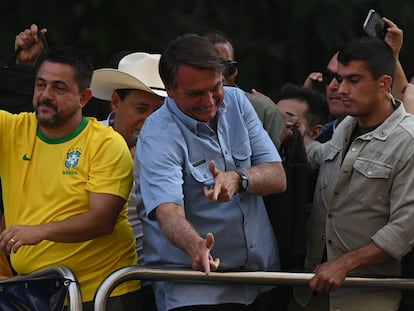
[0,13,413,311]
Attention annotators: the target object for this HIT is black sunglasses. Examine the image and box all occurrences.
[223,60,238,77]
[322,69,343,85]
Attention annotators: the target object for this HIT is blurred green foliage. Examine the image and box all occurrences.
[1,0,413,100]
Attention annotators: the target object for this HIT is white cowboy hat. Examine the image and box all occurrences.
[91,52,166,100]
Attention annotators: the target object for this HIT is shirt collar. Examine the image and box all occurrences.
[165,97,227,135]
[340,99,406,142]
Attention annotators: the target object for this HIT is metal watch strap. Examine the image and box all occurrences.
[237,170,249,193]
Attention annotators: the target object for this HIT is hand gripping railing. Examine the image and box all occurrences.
[94,266,414,311]
[0,265,82,311]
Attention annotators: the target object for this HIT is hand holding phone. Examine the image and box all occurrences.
[363,9,388,38]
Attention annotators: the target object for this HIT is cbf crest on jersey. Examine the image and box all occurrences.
[63,147,83,175]
[66,150,81,168]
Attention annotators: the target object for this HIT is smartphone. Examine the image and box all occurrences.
[363,9,387,38]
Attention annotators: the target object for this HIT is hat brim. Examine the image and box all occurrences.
[91,69,166,100]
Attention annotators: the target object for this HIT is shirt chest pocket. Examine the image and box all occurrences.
[353,158,392,179]
[349,158,392,204]
[231,140,252,170]
[189,139,252,184]
[190,162,214,186]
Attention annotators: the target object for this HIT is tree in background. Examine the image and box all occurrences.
[1,0,413,100]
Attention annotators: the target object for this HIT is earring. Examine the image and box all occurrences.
[106,111,116,127]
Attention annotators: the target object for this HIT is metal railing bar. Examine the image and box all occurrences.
[94,266,414,311]
[0,265,82,311]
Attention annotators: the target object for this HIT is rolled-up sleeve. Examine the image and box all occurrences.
[371,151,414,259]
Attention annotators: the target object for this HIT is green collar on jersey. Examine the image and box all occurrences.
[37,116,89,144]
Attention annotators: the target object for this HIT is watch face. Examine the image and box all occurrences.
[241,178,248,189]
[239,172,249,192]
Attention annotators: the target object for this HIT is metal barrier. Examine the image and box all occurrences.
[0,265,82,311]
[94,266,414,311]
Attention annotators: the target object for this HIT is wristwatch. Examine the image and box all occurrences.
[237,170,249,193]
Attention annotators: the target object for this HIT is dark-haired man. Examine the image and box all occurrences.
[293,36,414,311]
[0,47,139,311]
[136,34,286,310]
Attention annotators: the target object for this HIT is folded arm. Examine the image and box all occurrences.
[204,161,286,202]
[0,192,125,254]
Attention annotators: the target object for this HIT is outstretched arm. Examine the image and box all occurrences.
[155,202,220,274]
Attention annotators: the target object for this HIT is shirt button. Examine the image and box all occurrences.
[321,235,326,240]
[343,169,349,174]
[367,171,372,175]
[328,239,332,244]
[224,150,228,155]
[351,147,356,152]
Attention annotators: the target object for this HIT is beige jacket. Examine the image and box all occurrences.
[295,103,414,310]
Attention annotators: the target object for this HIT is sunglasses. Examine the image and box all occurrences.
[322,69,343,85]
[223,60,238,77]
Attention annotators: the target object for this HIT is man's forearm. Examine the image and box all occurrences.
[403,83,414,114]
[337,241,391,272]
[310,241,392,292]
[42,192,124,243]
[156,203,203,256]
[42,212,116,242]
[245,162,286,195]
[392,59,408,102]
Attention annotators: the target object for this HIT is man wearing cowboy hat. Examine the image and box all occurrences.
[12,25,166,310]
[91,52,167,149]
[91,51,167,310]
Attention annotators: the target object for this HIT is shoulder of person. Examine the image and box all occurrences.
[0,110,37,129]
[399,113,414,136]
[244,91,273,106]
[223,86,256,111]
[223,85,245,98]
[86,117,126,142]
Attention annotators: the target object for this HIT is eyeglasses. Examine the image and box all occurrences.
[223,60,238,77]
[322,69,343,85]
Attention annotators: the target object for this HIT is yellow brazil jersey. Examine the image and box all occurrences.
[0,111,138,302]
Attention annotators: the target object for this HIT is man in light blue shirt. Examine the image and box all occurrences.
[136,34,287,311]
